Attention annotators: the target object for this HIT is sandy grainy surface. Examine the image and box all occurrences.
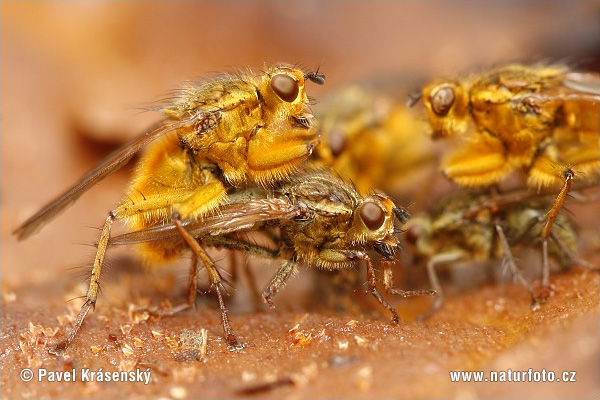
[2,2,599,399]
[1,268,598,399]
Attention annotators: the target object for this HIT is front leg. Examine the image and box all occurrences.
[382,261,437,298]
[344,251,400,324]
[263,260,298,308]
[442,132,512,187]
[417,251,464,321]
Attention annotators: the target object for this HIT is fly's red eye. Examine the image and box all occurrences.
[271,74,299,102]
[359,202,385,230]
[329,128,346,157]
[431,86,455,116]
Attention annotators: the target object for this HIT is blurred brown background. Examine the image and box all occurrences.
[1,2,599,399]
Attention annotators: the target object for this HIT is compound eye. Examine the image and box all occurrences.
[359,202,386,230]
[271,74,300,102]
[431,86,455,116]
[329,128,346,157]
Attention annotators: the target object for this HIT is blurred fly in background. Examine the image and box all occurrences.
[414,64,599,298]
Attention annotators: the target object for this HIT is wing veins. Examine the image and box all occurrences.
[14,121,174,240]
[109,198,300,245]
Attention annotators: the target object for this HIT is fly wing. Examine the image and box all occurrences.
[15,71,262,241]
[562,72,600,97]
[109,198,302,245]
[535,71,600,103]
[14,122,175,240]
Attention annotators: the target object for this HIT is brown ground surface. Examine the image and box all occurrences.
[2,2,599,399]
[1,267,599,399]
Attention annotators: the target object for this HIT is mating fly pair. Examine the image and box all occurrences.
[415,64,599,298]
[15,64,327,351]
[15,64,421,352]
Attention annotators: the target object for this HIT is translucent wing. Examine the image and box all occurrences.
[527,71,600,103]
[14,122,175,240]
[563,72,600,97]
[14,70,264,241]
[109,198,301,245]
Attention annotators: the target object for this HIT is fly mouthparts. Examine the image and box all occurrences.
[374,241,396,260]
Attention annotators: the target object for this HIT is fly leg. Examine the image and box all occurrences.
[49,182,223,354]
[441,132,513,187]
[348,251,400,324]
[50,212,115,355]
[190,234,284,310]
[229,251,262,310]
[382,261,436,297]
[134,257,199,318]
[187,257,200,307]
[201,234,279,259]
[229,251,241,295]
[417,252,463,321]
[494,220,539,311]
[539,169,574,300]
[202,234,280,310]
[263,260,298,308]
[172,214,244,350]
